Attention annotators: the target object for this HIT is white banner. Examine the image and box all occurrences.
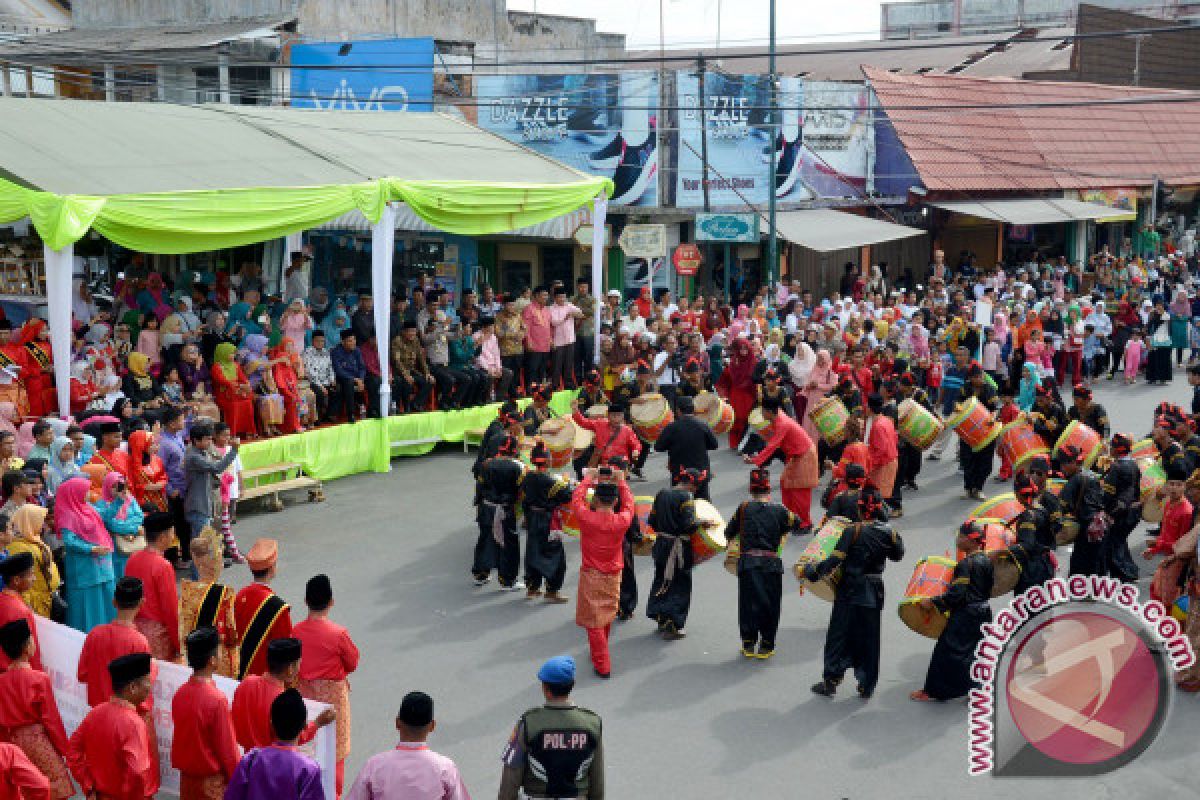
[35,617,336,799]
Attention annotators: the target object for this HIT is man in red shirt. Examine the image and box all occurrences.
[231,637,335,752]
[123,514,179,661]
[570,470,634,678]
[1144,464,1193,562]
[838,348,874,399]
[172,627,241,800]
[234,539,293,679]
[0,552,41,671]
[293,575,360,796]
[572,400,641,468]
[522,286,552,386]
[747,396,817,532]
[0,619,72,798]
[67,653,156,800]
[87,420,131,480]
[0,741,50,800]
[864,393,899,515]
[77,577,152,707]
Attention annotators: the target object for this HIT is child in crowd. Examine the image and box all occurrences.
[1081,323,1104,387]
[1123,330,1145,385]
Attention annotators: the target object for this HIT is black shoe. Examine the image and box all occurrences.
[616,611,633,621]
[857,684,873,699]
[588,133,624,170]
[594,667,611,679]
[610,136,657,205]
[811,679,838,697]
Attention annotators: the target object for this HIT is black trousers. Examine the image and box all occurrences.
[923,604,990,700]
[962,440,995,492]
[618,536,637,617]
[633,433,651,471]
[822,600,883,693]
[335,377,362,421]
[523,511,566,593]
[1103,512,1140,582]
[576,336,594,382]
[1069,534,1105,577]
[429,365,463,409]
[898,441,922,488]
[167,493,192,563]
[456,366,490,408]
[573,445,595,482]
[737,564,783,650]
[365,374,382,418]
[310,382,331,421]
[502,355,524,394]
[474,504,520,585]
[551,344,576,390]
[646,535,693,629]
[525,351,549,387]
[393,372,433,412]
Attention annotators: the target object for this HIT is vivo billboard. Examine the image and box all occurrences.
[290,38,435,112]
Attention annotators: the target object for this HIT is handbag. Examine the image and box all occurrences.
[114,531,147,557]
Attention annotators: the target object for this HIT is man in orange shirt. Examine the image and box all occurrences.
[0,552,41,671]
[863,393,899,516]
[747,396,817,532]
[123,514,179,661]
[171,627,241,800]
[231,638,334,752]
[233,539,292,679]
[294,575,360,796]
[67,653,156,800]
[87,420,131,481]
[0,619,72,799]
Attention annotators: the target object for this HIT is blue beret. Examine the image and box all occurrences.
[537,654,576,684]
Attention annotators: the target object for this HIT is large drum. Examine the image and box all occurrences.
[960,519,1020,597]
[996,420,1049,474]
[695,392,735,435]
[573,424,594,453]
[945,397,1001,451]
[585,404,608,419]
[631,394,674,443]
[897,556,956,639]
[1131,438,1159,461]
[897,398,944,450]
[537,418,577,470]
[747,408,771,432]
[809,396,849,445]
[792,516,850,602]
[691,499,727,564]
[968,493,1024,525]
[1139,458,1167,523]
[1044,478,1065,496]
[1053,421,1104,469]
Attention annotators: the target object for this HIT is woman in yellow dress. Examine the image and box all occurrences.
[7,505,60,618]
[176,531,239,678]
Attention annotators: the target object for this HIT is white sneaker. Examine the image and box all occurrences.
[504,581,526,592]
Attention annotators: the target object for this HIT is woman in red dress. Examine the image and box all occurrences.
[270,339,303,435]
[127,430,167,513]
[716,337,758,449]
[210,342,257,437]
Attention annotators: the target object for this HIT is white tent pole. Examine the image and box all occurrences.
[371,203,396,418]
[43,241,74,419]
[591,194,608,364]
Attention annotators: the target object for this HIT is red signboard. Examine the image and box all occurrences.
[672,243,702,276]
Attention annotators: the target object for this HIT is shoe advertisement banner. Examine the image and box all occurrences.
[475,72,660,207]
[675,75,870,208]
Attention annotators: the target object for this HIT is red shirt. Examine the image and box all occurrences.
[753,413,814,467]
[570,478,634,574]
[0,742,49,800]
[831,442,871,484]
[124,548,179,658]
[89,448,131,480]
[67,699,153,800]
[0,665,69,756]
[0,592,40,672]
[866,413,898,469]
[171,676,241,781]
[233,583,293,679]
[231,674,316,751]
[292,617,360,682]
[837,364,874,398]
[572,411,642,464]
[1149,497,1194,555]
[77,621,154,710]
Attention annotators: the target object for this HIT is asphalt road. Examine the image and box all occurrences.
[232,375,1196,800]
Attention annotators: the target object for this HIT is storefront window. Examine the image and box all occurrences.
[501,260,532,292]
[541,246,574,289]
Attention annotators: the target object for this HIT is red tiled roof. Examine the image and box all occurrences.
[865,66,1200,192]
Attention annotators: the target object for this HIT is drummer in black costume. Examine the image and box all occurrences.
[613,361,657,481]
[522,382,557,435]
[1067,384,1110,438]
[520,441,574,603]
[653,395,719,501]
[646,467,702,640]
[676,358,709,400]
[896,373,932,492]
[825,464,866,521]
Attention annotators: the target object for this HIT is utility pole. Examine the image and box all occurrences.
[766,0,778,289]
[698,55,712,298]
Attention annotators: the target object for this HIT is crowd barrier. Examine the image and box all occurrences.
[238,390,577,482]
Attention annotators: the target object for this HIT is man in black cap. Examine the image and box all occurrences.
[392,320,434,413]
[1029,383,1068,446]
[726,468,803,659]
[347,691,470,800]
[226,689,323,800]
[521,442,574,603]
[499,655,604,800]
[474,434,527,591]
[959,362,998,500]
[825,462,867,521]
[896,373,932,491]
[1068,384,1110,438]
[67,653,155,800]
[0,617,71,796]
[172,627,241,799]
[646,467,703,640]
[231,637,335,752]
[521,382,557,436]
[1008,473,1057,594]
[1101,433,1142,582]
[331,328,367,423]
[1057,444,1106,576]
[88,419,130,479]
[806,487,905,699]
[0,551,40,671]
[653,395,719,501]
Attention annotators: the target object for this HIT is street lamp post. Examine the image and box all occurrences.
[766,0,778,288]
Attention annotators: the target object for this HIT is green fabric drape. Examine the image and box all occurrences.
[0,176,611,253]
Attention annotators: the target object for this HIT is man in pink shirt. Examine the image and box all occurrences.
[474,317,512,402]
[346,691,470,800]
[548,287,583,391]
[522,287,552,388]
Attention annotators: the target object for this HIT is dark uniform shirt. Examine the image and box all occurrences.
[825,489,862,521]
[1101,457,1142,517]
[1011,504,1055,586]
[1031,401,1069,443]
[1161,441,1191,479]
[523,403,557,436]
[501,703,604,800]
[653,415,718,476]
[725,500,799,573]
[1068,402,1110,439]
[647,488,698,538]
[961,381,998,412]
[479,457,525,507]
[932,551,994,614]
[810,521,905,608]
[521,471,572,513]
[1059,469,1105,527]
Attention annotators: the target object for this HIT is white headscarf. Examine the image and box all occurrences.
[788,341,816,386]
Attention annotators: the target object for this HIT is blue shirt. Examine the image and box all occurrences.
[159,429,187,499]
[331,344,366,381]
[941,365,968,415]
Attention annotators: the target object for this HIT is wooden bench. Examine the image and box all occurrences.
[238,462,323,512]
[462,426,488,453]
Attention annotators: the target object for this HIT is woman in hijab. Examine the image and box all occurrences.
[201,310,231,365]
[1017,362,1042,412]
[308,285,332,325]
[211,343,257,437]
[56,476,116,632]
[271,339,303,435]
[715,337,758,449]
[801,349,839,445]
[127,429,167,514]
[787,340,817,422]
[1170,287,1191,366]
[96,471,144,581]
[237,334,272,390]
[7,504,59,620]
[279,299,314,353]
[211,271,234,310]
[46,436,79,496]
[72,277,97,325]
[1146,301,1174,385]
[136,272,174,322]
[178,342,211,399]
[14,421,34,459]
[321,307,351,345]
[121,352,160,412]
[225,301,261,338]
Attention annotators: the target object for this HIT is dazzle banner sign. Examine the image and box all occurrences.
[476,72,660,207]
[675,75,870,208]
[37,617,337,799]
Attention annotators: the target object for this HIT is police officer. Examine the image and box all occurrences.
[499,655,604,800]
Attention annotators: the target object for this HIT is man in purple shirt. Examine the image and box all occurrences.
[346,691,469,800]
[226,688,325,800]
[158,406,191,567]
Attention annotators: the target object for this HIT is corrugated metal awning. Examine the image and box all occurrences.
[930,198,1135,224]
[775,209,924,252]
[315,204,593,240]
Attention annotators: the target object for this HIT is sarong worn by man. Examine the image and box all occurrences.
[572,475,634,678]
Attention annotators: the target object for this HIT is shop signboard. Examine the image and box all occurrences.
[475,72,660,207]
[1079,188,1138,221]
[618,224,667,258]
[573,224,612,249]
[291,38,435,112]
[672,243,702,276]
[695,212,759,243]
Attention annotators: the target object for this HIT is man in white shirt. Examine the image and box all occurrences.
[653,334,682,406]
[283,251,310,304]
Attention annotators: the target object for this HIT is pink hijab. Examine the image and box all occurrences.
[54,477,112,548]
[15,422,34,458]
[101,471,133,522]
